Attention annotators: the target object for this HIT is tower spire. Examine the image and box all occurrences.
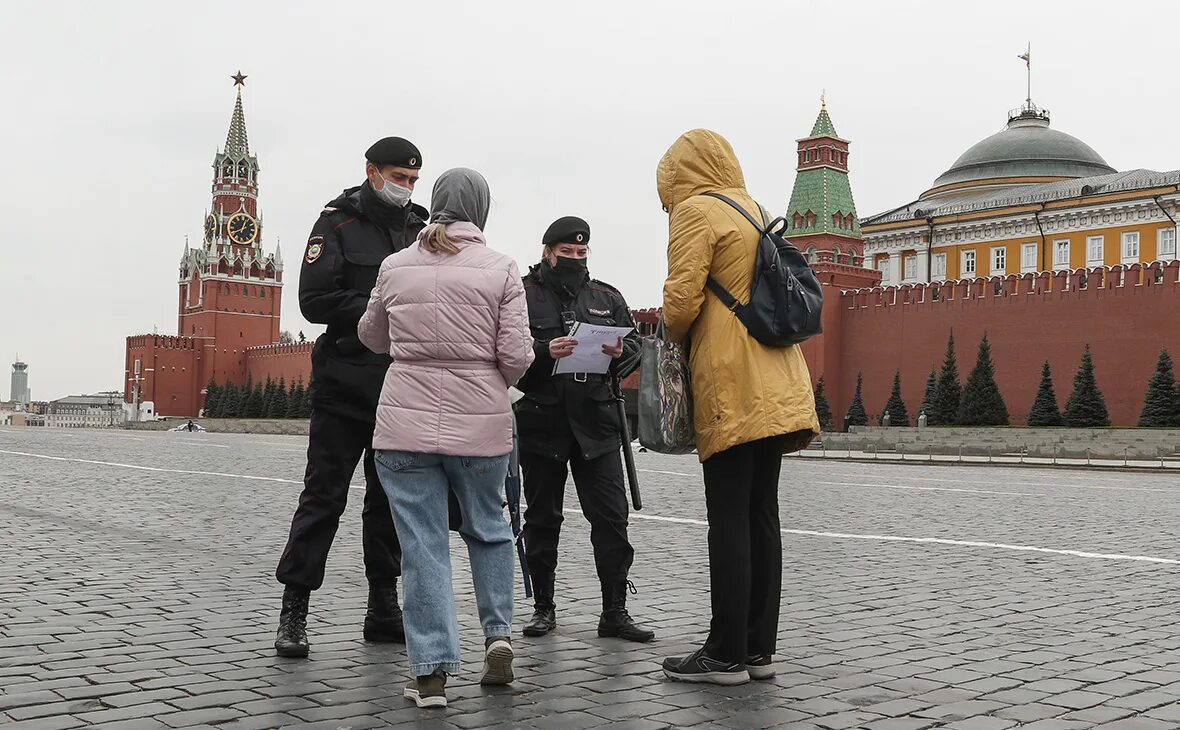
[224,75,250,159]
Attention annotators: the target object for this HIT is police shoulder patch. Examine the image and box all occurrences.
[305,235,325,264]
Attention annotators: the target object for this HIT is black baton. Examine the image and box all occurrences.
[612,376,642,511]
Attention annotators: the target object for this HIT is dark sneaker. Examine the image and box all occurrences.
[480,636,515,685]
[404,669,447,708]
[662,648,750,685]
[746,654,776,680]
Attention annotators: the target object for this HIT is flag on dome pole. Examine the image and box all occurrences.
[1018,45,1030,68]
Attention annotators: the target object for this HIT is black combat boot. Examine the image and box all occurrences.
[363,581,405,643]
[274,586,310,658]
[598,579,655,643]
[521,574,557,637]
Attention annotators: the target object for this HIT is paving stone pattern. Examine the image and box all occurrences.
[3,427,1180,728]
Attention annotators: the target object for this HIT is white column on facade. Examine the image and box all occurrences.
[888,251,902,286]
[918,246,931,283]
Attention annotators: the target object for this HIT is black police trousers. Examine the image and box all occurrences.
[701,434,788,664]
[275,407,401,592]
[520,448,634,585]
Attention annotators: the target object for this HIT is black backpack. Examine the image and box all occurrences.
[702,192,823,347]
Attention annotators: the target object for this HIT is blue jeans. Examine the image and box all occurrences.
[374,450,514,676]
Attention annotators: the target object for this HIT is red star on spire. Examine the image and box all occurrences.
[231,70,247,87]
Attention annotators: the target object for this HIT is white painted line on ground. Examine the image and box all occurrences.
[568,508,1180,566]
[0,450,301,485]
[7,449,1177,567]
[814,481,1042,498]
[637,468,696,477]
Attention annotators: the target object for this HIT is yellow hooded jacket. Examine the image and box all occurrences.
[657,129,819,461]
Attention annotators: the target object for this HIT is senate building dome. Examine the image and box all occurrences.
[921,103,1115,200]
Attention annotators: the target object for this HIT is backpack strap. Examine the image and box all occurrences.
[700,192,768,311]
[702,192,770,232]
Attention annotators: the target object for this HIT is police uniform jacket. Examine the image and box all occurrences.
[514,264,640,461]
[299,182,428,423]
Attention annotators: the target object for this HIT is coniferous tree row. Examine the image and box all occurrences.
[1139,349,1180,427]
[931,331,961,426]
[221,382,241,418]
[813,377,834,431]
[919,369,937,422]
[300,382,313,418]
[882,371,909,427]
[958,333,1009,426]
[1027,361,1064,427]
[202,379,221,418]
[248,382,265,418]
[201,378,316,419]
[287,380,307,419]
[1063,345,1111,427]
[261,377,276,419]
[269,377,289,419]
[845,372,869,428]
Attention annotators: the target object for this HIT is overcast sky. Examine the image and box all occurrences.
[3,0,1177,401]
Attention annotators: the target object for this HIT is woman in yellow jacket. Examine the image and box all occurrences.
[657,129,819,685]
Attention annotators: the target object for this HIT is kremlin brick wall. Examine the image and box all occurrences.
[805,260,1180,429]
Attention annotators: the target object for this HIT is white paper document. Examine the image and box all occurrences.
[552,322,635,375]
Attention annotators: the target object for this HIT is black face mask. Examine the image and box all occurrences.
[542,255,589,297]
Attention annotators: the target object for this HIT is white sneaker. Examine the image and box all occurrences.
[481,637,515,685]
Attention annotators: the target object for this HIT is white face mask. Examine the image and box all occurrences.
[374,177,412,208]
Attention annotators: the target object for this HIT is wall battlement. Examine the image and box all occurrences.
[839,260,1180,311]
[126,334,204,351]
[245,342,314,356]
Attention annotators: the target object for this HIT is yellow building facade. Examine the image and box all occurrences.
[862,103,1180,285]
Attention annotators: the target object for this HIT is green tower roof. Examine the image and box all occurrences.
[223,88,250,160]
[785,104,860,240]
[810,105,837,137]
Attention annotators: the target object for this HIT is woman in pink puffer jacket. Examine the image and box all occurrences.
[358,168,533,709]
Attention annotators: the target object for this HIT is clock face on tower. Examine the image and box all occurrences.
[227,212,258,244]
[203,214,216,243]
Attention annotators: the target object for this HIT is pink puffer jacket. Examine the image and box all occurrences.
[358,222,534,456]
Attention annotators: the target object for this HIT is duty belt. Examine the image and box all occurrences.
[554,372,610,383]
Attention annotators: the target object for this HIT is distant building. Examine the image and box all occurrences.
[10,359,29,405]
[45,392,127,429]
[861,101,1178,286]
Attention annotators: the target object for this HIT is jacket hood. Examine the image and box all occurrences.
[656,129,746,210]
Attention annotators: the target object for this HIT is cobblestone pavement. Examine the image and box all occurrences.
[4,427,1180,729]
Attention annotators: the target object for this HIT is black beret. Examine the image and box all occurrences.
[542,216,591,247]
[365,137,422,169]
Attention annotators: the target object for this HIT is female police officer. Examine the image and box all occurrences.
[514,216,654,643]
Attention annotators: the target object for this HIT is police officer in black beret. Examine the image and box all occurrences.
[273,137,428,657]
[515,216,654,643]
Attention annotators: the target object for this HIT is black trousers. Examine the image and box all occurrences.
[276,407,401,591]
[520,448,634,585]
[701,435,787,664]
